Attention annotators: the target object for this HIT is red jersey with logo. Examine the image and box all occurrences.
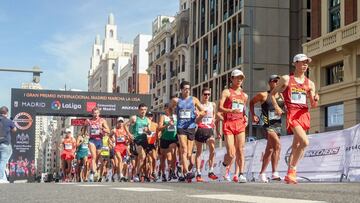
[283,75,310,110]
[224,88,247,121]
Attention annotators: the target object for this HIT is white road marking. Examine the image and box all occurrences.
[76,184,108,187]
[188,194,327,203]
[111,187,172,192]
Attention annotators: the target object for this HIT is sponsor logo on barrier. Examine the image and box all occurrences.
[346,145,360,152]
[21,101,46,108]
[51,100,81,110]
[121,106,138,110]
[13,112,33,130]
[86,102,97,112]
[97,104,116,111]
[16,133,30,144]
[51,101,61,110]
[304,147,340,157]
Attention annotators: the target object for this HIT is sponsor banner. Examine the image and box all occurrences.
[249,130,348,181]
[12,88,151,116]
[344,124,360,181]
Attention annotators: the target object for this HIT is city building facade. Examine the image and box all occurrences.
[303,0,360,133]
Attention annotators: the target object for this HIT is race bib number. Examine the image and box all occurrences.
[179,109,191,119]
[101,146,109,151]
[80,143,88,149]
[138,127,144,134]
[268,111,281,121]
[202,117,213,125]
[117,136,125,142]
[167,125,175,132]
[231,102,244,112]
[291,91,306,104]
[90,127,100,135]
[64,143,72,150]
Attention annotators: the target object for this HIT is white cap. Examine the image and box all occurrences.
[117,117,124,122]
[293,53,312,63]
[65,128,72,133]
[231,69,245,78]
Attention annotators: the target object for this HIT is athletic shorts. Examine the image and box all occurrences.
[89,138,103,150]
[145,143,156,154]
[160,139,178,149]
[195,128,214,143]
[114,144,127,158]
[134,139,148,151]
[76,148,89,160]
[287,108,310,134]
[129,143,138,156]
[263,125,282,138]
[61,152,74,161]
[110,149,115,159]
[177,128,196,141]
[223,119,246,136]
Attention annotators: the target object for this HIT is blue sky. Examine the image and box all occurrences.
[0,0,178,110]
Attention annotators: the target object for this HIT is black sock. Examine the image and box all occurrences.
[239,173,244,176]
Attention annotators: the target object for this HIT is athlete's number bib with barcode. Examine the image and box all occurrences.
[117,136,125,142]
[179,109,191,119]
[138,127,144,134]
[64,143,72,150]
[291,91,306,104]
[268,110,281,120]
[90,126,100,135]
[231,102,244,112]
[202,117,213,125]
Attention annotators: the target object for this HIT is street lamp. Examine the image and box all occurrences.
[239,8,255,137]
[0,66,43,83]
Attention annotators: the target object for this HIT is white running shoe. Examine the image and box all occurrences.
[259,173,268,183]
[222,164,231,182]
[271,172,281,181]
[238,174,247,183]
[133,176,140,182]
[89,173,94,182]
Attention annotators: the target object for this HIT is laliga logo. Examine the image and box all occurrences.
[51,100,81,110]
[51,101,61,110]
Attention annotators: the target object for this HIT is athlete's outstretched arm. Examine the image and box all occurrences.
[250,92,267,124]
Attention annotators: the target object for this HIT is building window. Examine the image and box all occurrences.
[329,0,340,32]
[96,49,100,56]
[326,62,343,85]
[110,30,114,38]
[325,103,344,130]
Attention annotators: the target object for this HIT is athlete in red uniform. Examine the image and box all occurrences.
[60,128,76,182]
[271,53,319,184]
[219,69,248,183]
[111,117,128,182]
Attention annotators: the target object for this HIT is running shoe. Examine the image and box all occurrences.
[284,169,297,184]
[89,172,94,182]
[196,175,204,182]
[170,171,178,180]
[162,174,167,182]
[208,172,218,180]
[232,175,239,183]
[259,173,268,183]
[238,174,247,183]
[185,172,195,180]
[178,176,186,182]
[133,175,140,182]
[271,172,281,181]
[222,165,231,182]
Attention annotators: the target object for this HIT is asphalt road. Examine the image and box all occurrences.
[0,181,359,203]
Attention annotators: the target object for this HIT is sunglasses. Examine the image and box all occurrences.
[203,93,211,96]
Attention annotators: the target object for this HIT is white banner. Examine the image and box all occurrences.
[197,124,360,182]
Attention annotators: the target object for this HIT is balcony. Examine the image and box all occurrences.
[162,74,166,81]
[303,21,360,57]
[161,49,165,55]
[156,54,160,59]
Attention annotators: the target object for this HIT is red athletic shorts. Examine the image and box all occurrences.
[287,108,310,134]
[223,118,246,136]
[114,144,127,158]
[61,152,75,161]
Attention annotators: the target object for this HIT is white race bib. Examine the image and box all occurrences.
[167,125,175,132]
[101,146,109,151]
[64,143,72,150]
[202,117,213,125]
[90,127,100,135]
[117,136,125,142]
[231,102,244,112]
[291,91,306,104]
[80,143,88,149]
[179,109,191,119]
[138,127,144,134]
[268,111,281,120]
